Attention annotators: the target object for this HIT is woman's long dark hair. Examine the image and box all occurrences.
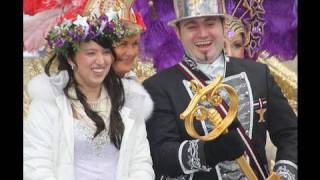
[45,39,125,149]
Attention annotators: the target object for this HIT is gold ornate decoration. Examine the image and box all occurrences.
[83,0,137,23]
[224,15,250,46]
[180,75,280,180]
[132,57,156,82]
[222,0,266,58]
[180,76,239,141]
[256,108,266,123]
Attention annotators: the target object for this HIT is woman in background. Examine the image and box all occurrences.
[224,15,247,59]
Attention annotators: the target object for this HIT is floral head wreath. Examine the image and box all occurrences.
[23,0,146,55]
[46,13,132,58]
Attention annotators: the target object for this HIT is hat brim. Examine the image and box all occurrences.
[168,14,225,27]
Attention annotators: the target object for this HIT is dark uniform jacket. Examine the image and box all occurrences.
[143,57,297,180]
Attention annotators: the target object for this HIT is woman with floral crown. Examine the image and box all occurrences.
[23,1,155,179]
[81,0,154,81]
[23,0,155,119]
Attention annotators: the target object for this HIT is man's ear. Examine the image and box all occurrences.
[221,18,225,36]
[175,27,181,40]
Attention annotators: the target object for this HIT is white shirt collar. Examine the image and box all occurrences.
[196,53,225,80]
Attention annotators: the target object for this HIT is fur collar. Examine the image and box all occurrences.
[27,70,153,121]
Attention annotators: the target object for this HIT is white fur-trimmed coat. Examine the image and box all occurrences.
[24,70,155,180]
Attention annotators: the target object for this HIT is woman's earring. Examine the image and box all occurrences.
[70,64,74,70]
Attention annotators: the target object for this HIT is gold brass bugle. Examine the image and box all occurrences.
[180,75,280,180]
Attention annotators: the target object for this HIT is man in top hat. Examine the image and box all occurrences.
[143,0,297,179]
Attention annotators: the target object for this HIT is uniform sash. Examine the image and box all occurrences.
[176,61,269,179]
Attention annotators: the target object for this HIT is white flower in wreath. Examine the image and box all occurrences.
[61,19,72,27]
[105,10,119,21]
[73,15,89,28]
